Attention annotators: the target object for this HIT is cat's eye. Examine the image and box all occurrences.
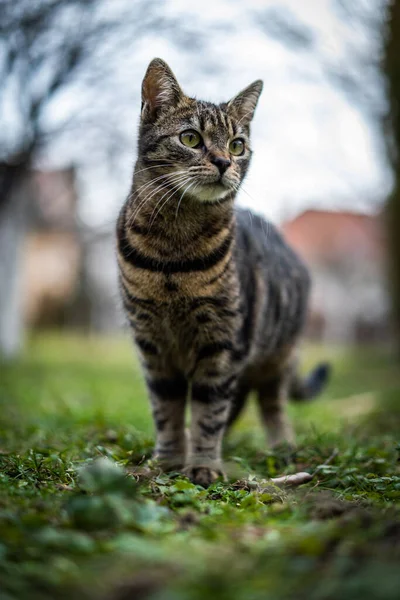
[229,138,245,156]
[180,130,202,149]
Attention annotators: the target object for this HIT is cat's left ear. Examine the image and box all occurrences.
[141,58,184,122]
[227,80,263,126]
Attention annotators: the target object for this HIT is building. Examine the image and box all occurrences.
[281,209,389,343]
[22,168,122,332]
[22,168,81,327]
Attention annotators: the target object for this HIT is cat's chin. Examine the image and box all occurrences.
[190,183,232,203]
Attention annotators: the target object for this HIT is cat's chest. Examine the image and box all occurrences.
[143,302,207,371]
[121,259,232,304]
[135,297,239,372]
[118,212,235,303]
[149,299,220,344]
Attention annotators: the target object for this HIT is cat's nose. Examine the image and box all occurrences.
[210,155,231,175]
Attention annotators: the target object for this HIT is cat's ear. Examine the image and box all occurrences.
[141,58,184,122]
[227,80,263,126]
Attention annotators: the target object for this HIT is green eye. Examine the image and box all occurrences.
[229,138,245,156]
[180,130,202,148]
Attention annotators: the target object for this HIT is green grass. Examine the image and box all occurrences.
[0,333,400,600]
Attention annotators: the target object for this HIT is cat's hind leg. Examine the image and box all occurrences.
[226,381,250,430]
[256,373,295,447]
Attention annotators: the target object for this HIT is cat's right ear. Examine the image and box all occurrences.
[141,58,183,122]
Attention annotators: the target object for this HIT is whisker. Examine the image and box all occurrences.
[132,170,188,199]
[133,163,174,176]
[175,179,197,221]
[149,177,192,229]
[127,182,171,227]
[238,183,258,205]
[126,174,174,206]
[127,173,189,226]
[239,184,271,237]
[144,175,191,227]
[149,176,192,224]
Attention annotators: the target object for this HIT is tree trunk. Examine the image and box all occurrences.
[385,1,400,346]
[0,163,29,358]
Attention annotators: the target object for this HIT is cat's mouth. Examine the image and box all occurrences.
[175,170,236,203]
[192,172,238,201]
[191,181,233,202]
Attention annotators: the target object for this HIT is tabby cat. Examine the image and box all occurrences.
[117,58,329,487]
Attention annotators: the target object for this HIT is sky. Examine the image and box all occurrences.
[45,0,391,228]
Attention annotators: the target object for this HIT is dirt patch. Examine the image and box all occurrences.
[305,491,361,520]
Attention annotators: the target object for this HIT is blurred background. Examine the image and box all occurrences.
[0,0,399,358]
[2,6,400,598]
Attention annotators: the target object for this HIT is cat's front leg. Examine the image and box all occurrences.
[145,370,188,470]
[187,372,237,487]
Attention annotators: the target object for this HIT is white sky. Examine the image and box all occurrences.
[49,0,391,227]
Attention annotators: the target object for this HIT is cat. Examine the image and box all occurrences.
[117,58,330,487]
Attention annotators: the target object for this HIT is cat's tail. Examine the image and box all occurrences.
[289,362,331,402]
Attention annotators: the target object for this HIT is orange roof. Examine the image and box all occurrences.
[280,209,385,265]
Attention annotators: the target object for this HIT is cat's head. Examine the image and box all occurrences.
[138,58,263,203]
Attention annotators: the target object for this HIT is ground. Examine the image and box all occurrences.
[0,333,400,600]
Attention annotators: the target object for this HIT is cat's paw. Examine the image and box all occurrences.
[150,454,184,472]
[186,465,225,488]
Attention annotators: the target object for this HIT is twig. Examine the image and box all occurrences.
[310,448,339,478]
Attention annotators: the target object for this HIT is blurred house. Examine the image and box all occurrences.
[22,168,122,333]
[281,209,389,343]
[83,228,121,332]
[22,169,81,327]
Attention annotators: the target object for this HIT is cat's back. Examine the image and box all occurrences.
[235,208,308,274]
[235,208,310,354]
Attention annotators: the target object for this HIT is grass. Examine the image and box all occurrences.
[0,333,400,600]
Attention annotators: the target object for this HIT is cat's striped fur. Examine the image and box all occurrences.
[117,59,329,487]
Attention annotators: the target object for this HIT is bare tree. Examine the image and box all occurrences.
[0,0,102,356]
[384,0,400,346]
[254,0,388,119]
